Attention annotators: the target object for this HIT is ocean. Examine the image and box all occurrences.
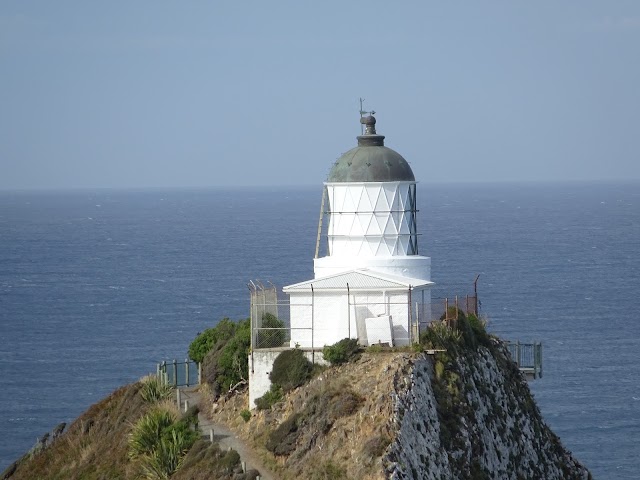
[0,182,638,478]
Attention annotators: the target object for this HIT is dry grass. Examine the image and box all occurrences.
[205,352,417,480]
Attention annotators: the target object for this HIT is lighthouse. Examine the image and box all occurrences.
[283,114,433,349]
[249,113,434,407]
[314,114,430,281]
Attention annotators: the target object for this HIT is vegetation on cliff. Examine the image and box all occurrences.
[190,318,251,398]
[3,376,247,480]
[5,315,591,479]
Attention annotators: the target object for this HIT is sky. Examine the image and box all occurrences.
[1,1,639,190]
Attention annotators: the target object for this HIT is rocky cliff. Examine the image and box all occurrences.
[205,343,590,479]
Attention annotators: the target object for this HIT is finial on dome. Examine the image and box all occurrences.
[360,114,377,135]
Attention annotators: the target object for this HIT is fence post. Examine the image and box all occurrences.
[198,362,202,385]
[408,287,412,345]
[444,298,449,323]
[516,341,521,367]
[185,358,190,387]
[311,283,315,364]
[172,359,178,387]
[176,388,181,410]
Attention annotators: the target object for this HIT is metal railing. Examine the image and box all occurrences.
[157,359,201,387]
[506,341,543,379]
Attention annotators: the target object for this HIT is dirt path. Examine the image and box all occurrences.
[179,387,278,480]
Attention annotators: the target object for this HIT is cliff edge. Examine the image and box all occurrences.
[204,343,590,479]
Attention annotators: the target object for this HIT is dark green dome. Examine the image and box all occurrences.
[327,115,415,183]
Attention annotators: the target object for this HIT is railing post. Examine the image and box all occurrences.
[444,298,449,323]
[311,283,315,364]
[172,359,178,387]
[185,358,190,387]
[198,362,202,384]
[516,341,521,367]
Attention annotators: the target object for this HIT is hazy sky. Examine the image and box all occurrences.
[1,2,639,190]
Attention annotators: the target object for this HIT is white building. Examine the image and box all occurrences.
[284,114,432,348]
[249,114,433,406]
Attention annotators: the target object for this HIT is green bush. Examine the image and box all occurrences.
[129,405,199,478]
[239,409,251,422]
[420,321,462,349]
[256,312,286,348]
[129,408,176,459]
[270,349,313,392]
[219,449,240,472]
[215,319,251,392]
[188,318,236,363]
[254,384,283,410]
[196,318,251,399]
[140,375,173,404]
[440,306,467,324]
[322,338,360,365]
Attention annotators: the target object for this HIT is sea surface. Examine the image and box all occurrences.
[0,182,639,477]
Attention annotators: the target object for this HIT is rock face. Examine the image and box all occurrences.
[385,342,590,479]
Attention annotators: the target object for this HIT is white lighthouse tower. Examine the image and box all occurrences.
[314,114,431,281]
[283,114,433,349]
[249,113,434,407]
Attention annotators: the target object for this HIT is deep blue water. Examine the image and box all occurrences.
[1,183,639,478]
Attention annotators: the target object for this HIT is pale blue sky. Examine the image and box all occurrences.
[1,1,639,189]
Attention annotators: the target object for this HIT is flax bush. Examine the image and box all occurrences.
[140,375,174,404]
[128,404,199,479]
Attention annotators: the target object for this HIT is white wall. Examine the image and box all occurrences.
[248,350,328,409]
[288,288,431,348]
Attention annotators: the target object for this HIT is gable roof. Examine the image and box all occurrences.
[283,268,433,293]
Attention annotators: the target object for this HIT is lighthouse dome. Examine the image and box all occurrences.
[327,115,415,183]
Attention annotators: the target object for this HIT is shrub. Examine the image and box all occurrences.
[256,312,286,348]
[265,413,301,455]
[333,391,362,417]
[270,349,313,392]
[140,375,174,404]
[439,306,467,323]
[240,409,251,422]
[188,318,236,363]
[322,338,360,365]
[254,384,283,410]
[129,404,199,479]
[129,407,177,459]
[219,449,240,472]
[420,321,462,349]
[215,319,251,392]
[198,318,251,399]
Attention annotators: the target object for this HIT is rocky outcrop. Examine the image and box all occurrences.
[386,342,590,479]
[206,343,590,480]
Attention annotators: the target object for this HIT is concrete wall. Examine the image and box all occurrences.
[248,349,327,409]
